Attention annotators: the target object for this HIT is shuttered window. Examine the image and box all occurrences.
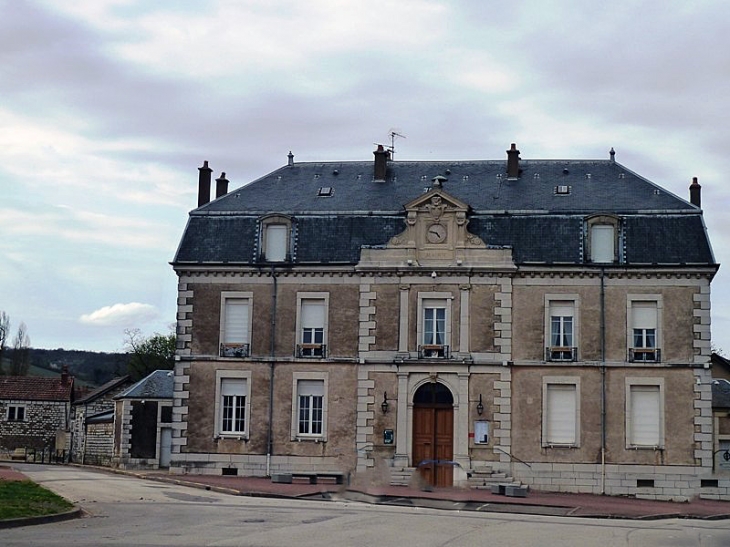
[223,299,249,344]
[265,224,287,262]
[545,384,577,445]
[628,385,661,447]
[591,224,615,263]
[301,300,325,345]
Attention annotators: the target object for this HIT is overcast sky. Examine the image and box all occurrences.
[2,0,729,354]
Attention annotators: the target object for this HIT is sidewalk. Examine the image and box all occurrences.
[3,463,729,521]
[139,472,730,520]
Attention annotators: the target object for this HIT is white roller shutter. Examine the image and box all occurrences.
[546,384,577,444]
[265,224,287,261]
[630,385,660,446]
[301,300,325,329]
[591,225,614,263]
[224,299,249,343]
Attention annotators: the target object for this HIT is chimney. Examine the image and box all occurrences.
[373,144,389,182]
[198,160,212,207]
[288,151,294,166]
[61,365,70,385]
[506,143,521,179]
[689,176,701,208]
[215,172,229,199]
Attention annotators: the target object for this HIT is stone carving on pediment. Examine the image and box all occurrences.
[359,188,513,270]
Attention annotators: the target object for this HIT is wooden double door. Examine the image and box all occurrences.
[412,383,454,488]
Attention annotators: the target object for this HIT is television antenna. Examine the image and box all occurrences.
[387,130,406,159]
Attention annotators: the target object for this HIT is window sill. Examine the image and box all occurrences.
[542,443,579,449]
[216,434,248,441]
[294,436,326,443]
[626,445,664,450]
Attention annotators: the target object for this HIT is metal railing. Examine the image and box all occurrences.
[296,344,327,358]
[418,345,450,359]
[628,348,661,363]
[545,346,578,362]
[220,343,250,358]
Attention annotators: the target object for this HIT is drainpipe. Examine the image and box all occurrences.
[266,265,278,476]
[600,267,607,495]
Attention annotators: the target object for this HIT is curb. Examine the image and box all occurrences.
[0,507,83,529]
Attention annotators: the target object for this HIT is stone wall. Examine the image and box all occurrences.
[0,400,69,451]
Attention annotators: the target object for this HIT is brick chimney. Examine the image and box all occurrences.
[373,145,389,182]
[61,365,70,385]
[506,143,521,179]
[198,160,212,207]
[689,176,701,208]
[215,172,229,199]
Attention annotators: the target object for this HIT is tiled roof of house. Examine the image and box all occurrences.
[173,152,716,268]
[0,375,74,402]
[74,375,131,405]
[115,370,174,400]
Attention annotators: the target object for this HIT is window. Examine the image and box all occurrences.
[591,225,614,262]
[542,379,580,446]
[547,301,576,361]
[265,224,287,261]
[259,215,292,262]
[7,405,25,421]
[417,294,452,358]
[544,295,579,362]
[296,294,328,358]
[220,293,252,357]
[628,297,661,363]
[585,215,620,263]
[626,379,664,448]
[214,371,251,438]
[292,373,328,440]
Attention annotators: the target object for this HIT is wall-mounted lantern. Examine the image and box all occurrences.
[476,394,484,416]
[381,392,390,414]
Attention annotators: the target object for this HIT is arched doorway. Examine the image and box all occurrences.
[412,382,454,487]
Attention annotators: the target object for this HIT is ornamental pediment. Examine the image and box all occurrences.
[357,188,513,270]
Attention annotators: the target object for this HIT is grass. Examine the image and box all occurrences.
[0,480,74,520]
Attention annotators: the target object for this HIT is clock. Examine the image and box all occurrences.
[426,223,447,243]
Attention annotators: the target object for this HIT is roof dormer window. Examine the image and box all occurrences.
[259,215,292,262]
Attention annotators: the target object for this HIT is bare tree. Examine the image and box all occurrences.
[0,311,9,375]
[9,321,31,376]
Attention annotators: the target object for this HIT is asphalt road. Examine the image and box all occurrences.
[4,464,730,547]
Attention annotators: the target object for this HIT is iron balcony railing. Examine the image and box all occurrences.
[296,344,327,358]
[418,344,450,359]
[545,346,578,362]
[220,343,250,358]
[629,348,661,363]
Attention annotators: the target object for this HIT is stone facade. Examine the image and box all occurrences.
[0,374,74,455]
[70,376,131,465]
[171,146,723,500]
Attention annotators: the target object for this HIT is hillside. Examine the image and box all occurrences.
[1,348,131,387]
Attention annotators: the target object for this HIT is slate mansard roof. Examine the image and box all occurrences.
[173,150,716,268]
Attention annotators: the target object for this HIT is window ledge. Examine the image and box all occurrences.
[542,444,579,449]
[626,445,664,450]
[216,434,248,441]
[294,436,326,443]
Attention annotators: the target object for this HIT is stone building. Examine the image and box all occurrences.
[70,375,131,466]
[170,144,726,500]
[113,370,174,469]
[0,370,74,456]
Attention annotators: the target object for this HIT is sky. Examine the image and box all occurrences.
[1,0,729,354]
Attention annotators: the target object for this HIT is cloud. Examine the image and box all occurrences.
[79,302,159,326]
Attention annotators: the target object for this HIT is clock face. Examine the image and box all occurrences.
[426,223,447,243]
